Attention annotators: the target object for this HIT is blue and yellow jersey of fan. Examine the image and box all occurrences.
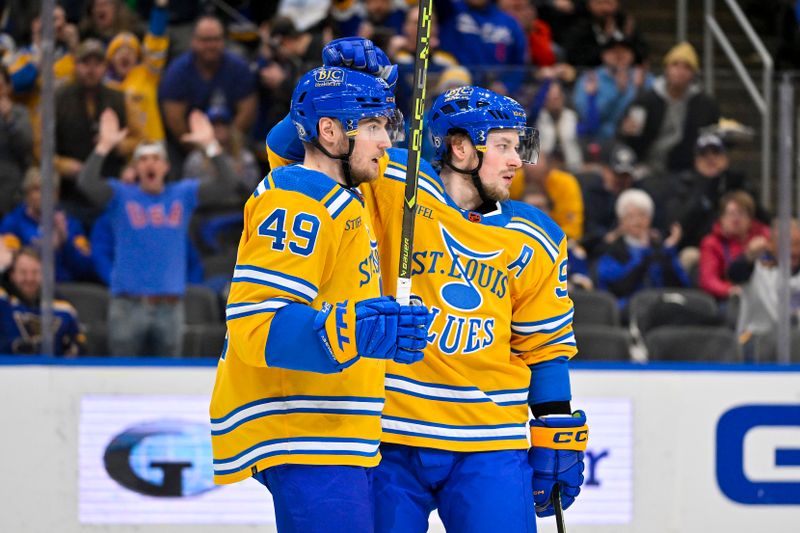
[209,164,387,485]
[265,114,576,453]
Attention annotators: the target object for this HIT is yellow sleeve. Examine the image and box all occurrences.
[546,170,584,241]
[510,237,577,365]
[143,32,169,78]
[226,189,340,367]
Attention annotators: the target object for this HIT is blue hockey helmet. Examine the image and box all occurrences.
[429,86,539,164]
[290,66,404,144]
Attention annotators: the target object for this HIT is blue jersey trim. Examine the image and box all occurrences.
[386,373,484,392]
[507,201,566,247]
[212,395,385,424]
[381,427,529,443]
[382,414,526,431]
[214,447,381,476]
[213,436,381,465]
[542,331,576,347]
[212,408,382,436]
[385,386,491,404]
[512,309,574,336]
[268,165,339,204]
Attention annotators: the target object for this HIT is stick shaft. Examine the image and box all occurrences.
[396,0,433,305]
[553,488,567,533]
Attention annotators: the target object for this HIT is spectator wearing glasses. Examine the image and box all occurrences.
[159,15,257,159]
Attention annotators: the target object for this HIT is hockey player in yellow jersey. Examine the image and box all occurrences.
[365,88,589,532]
[264,38,588,532]
[209,66,431,533]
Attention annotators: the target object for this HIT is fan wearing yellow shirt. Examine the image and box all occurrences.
[104,0,170,142]
[209,66,431,533]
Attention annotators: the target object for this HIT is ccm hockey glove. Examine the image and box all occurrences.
[314,296,430,368]
[528,410,588,517]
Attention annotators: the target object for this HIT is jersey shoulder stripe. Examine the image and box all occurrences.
[231,264,319,303]
[384,148,451,205]
[504,200,566,247]
[254,166,361,220]
[386,148,445,193]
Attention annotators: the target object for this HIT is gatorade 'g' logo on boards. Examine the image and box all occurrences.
[314,68,345,86]
[443,86,473,101]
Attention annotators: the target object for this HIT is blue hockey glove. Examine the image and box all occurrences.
[322,37,398,89]
[528,410,588,517]
[314,296,430,368]
[392,300,433,364]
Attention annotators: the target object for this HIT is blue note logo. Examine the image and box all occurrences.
[716,404,800,504]
[104,420,218,497]
[439,224,502,312]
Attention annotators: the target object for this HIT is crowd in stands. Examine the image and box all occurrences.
[0,0,794,362]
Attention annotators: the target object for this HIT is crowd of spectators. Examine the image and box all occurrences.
[0,0,790,361]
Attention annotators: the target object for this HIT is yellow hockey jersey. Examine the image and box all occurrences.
[362,148,577,453]
[209,164,387,485]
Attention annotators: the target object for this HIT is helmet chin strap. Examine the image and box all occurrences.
[444,150,493,206]
[312,137,357,188]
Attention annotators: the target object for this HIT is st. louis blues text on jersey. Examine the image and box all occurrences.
[363,148,577,452]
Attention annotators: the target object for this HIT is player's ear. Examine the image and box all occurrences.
[317,117,341,146]
[448,133,470,163]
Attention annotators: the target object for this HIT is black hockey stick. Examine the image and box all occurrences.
[396,0,433,305]
[553,488,567,533]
